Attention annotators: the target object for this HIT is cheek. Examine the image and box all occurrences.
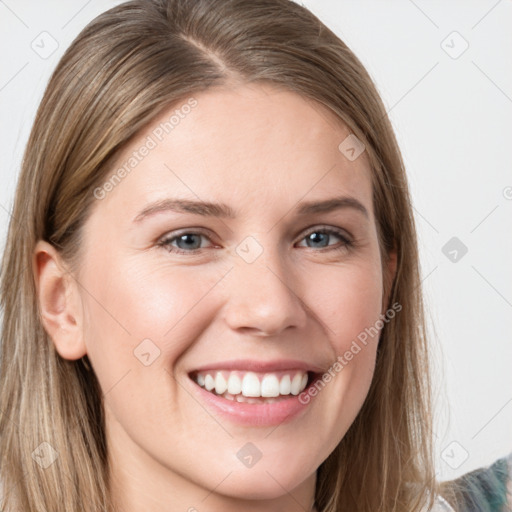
[79,257,229,378]
[310,258,384,352]
[78,260,224,439]
[302,255,384,415]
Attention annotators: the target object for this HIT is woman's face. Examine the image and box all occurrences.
[74,83,393,509]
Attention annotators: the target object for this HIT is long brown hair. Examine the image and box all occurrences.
[1,1,441,510]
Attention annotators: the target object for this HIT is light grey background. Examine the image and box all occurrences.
[1,0,511,481]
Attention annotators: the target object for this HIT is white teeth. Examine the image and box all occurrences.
[204,374,215,391]
[214,372,227,395]
[290,373,303,395]
[193,369,310,399]
[227,373,242,395]
[242,372,261,397]
[261,374,280,397]
[300,373,308,391]
[279,374,291,395]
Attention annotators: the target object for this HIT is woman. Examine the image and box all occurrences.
[0,0,502,510]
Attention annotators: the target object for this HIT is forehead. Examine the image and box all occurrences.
[97,82,374,222]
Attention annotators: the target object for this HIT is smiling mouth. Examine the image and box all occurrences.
[189,369,316,404]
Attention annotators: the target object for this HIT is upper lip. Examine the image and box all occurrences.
[189,359,325,374]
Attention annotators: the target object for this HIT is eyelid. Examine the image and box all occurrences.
[160,227,213,239]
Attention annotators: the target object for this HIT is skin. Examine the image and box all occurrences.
[34,82,396,512]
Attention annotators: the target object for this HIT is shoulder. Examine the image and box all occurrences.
[506,452,512,509]
[427,494,456,512]
[437,451,512,511]
[419,489,455,512]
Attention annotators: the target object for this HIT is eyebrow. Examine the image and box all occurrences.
[132,195,369,223]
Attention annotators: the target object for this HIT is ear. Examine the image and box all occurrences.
[33,240,87,360]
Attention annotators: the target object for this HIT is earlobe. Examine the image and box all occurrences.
[33,240,87,360]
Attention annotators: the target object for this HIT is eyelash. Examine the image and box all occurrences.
[156,226,354,255]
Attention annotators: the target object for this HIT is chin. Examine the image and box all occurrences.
[206,465,314,501]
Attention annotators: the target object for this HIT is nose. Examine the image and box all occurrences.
[221,245,308,337]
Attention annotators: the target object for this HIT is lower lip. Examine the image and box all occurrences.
[189,377,316,426]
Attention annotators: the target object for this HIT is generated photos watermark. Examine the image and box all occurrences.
[93,97,198,200]
[298,301,402,404]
